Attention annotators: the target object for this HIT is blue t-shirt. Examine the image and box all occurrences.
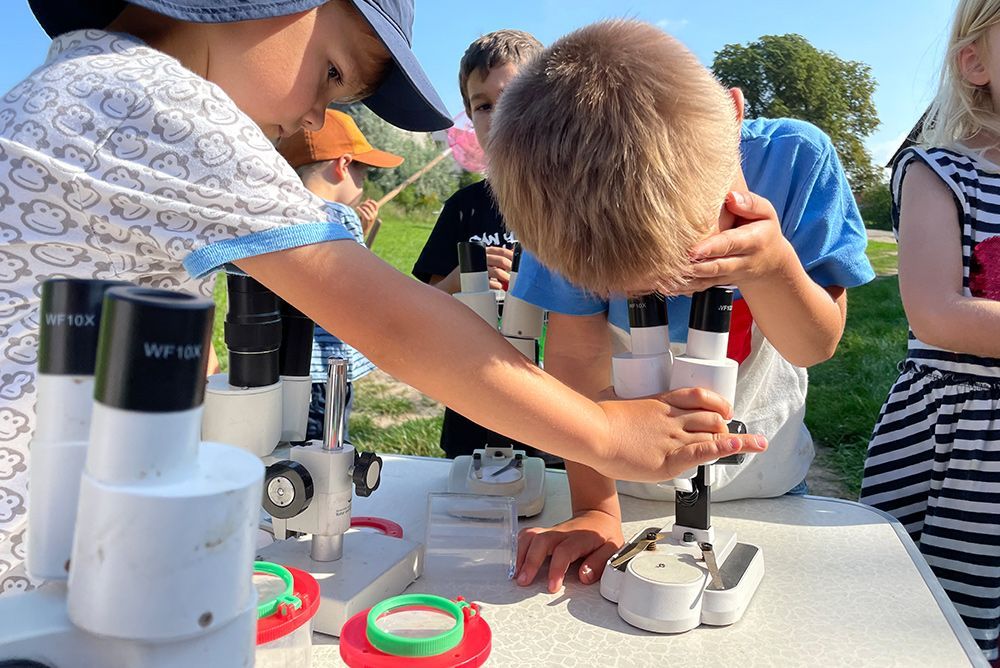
[512,118,875,344]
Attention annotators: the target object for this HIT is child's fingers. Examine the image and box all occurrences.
[546,538,592,592]
[486,252,513,272]
[578,542,620,585]
[676,410,728,434]
[516,530,559,586]
[486,246,515,260]
[489,277,504,290]
[668,433,767,472]
[515,526,544,576]
[689,225,759,261]
[489,266,511,284]
[724,189,778,221]
[659,387,733,419]
[687,256,743,281]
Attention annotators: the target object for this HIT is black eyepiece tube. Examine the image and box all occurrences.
[627,292,668,329]
[278,299,315,378]
[224,273,281,388]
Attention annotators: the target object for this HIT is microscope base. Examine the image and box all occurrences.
[0,582,256,667]
[600,527,764,633]
[448,450,545,517]
[256,531,421,637]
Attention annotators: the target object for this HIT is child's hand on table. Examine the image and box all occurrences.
[516,509,623,593]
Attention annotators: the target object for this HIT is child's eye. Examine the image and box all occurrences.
[474,103,492,113]
[328,64,342,83]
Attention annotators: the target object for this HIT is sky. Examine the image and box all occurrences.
[0,1,957,167]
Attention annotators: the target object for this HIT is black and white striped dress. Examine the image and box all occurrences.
[860,146,1000,662]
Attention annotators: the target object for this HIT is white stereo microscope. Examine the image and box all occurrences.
[448,242,546,517]
[201,272,420,637]
[0,279,263,667]
[600,287,764,633]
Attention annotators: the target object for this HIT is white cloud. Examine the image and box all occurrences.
[867,130,910,170]
[655,18,690,32]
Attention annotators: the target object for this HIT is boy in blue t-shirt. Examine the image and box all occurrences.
[487,21,874,592]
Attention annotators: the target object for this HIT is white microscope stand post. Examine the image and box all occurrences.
[256,358,420,637]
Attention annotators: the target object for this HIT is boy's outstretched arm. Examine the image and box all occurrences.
[513,313,737,592]
[236,241,766,483]
[686,190,847,368]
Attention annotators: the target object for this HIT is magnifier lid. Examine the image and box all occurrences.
[366,594,472,657]
[254,562,320,646]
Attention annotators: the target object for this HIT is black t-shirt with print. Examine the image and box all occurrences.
[413,180,562,468]
[413,179,515,282]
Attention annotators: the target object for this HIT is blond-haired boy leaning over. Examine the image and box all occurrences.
[489,20,874,592]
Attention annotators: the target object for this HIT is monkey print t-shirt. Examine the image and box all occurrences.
[0,30,355,593]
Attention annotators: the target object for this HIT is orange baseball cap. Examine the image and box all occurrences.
[277,109,404,170]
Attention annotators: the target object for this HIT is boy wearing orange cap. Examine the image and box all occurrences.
[278,109,403,441]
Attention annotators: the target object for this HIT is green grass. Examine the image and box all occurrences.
[349,414,444,458]
[367,205,437,275]
[805,276,907,497]
[866,240,898,276]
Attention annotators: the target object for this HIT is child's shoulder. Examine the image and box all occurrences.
[444,178,491,206]
[741,117,836,167]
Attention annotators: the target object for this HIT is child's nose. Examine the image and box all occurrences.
[301,105,326,132]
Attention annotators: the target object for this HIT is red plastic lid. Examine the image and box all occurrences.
[256,566,320,645]
[339,598,491,668]
[351,516,404,539]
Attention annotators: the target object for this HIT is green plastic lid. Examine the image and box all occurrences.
[365,594,473,657]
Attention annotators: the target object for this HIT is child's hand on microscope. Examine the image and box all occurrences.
[486,245,514,290]
[515,509,623,593]
[684,190,797,294]
[593,387,767,483]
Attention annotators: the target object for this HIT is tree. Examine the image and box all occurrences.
[712,34,880,192]
[336,103,458,210]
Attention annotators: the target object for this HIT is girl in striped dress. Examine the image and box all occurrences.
[860,2,1000,663]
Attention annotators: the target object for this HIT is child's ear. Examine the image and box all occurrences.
[330,156,352,182]
[728,88,745,126]
[959,43,991,87]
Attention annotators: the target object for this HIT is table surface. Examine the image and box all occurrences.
[311,455,985,667]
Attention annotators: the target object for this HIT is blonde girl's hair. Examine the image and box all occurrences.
[922,0,1000,147]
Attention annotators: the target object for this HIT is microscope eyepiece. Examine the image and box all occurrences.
[38,278,131,376]
[277,299,314,378]
[224,273,281,388]
[689,286,734,334]
[627,292,669,329]
[457,241,488,274]
[93,287,214,412]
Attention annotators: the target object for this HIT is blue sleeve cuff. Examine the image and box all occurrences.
[511,251,608,315]
[183,222,355,279]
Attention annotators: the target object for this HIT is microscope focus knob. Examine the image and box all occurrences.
[263,460,313,519]
[352,450,382,498]
[719,420,748,465]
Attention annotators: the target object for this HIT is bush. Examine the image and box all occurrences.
[336,103,458,214]
[858,181,892,231]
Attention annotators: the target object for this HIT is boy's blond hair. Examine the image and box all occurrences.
[459,30,544,116]
[921,0,1000,148]
[488,20,740,295]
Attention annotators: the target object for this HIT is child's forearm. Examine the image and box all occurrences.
[238,242,609,467]
[908,294,1000,358]
[740,243,846,368]
[567,460,622,519]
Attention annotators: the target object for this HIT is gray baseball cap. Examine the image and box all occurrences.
[27,0,452,132]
